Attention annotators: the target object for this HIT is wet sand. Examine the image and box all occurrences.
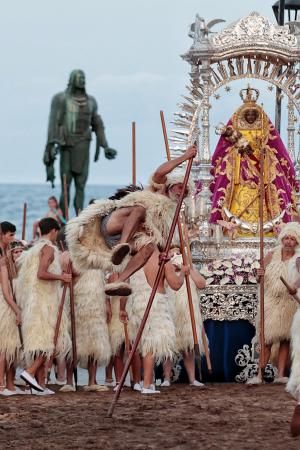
[0,383,298,449]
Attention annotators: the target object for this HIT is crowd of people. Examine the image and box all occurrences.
[3,145,300,434]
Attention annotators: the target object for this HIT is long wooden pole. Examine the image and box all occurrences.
[160,110,203,370]
[63,174,69,222]
[132,122,136,185]
[107,155,195,417]
[69,265,78,390]
[22,203,27,241]
[183,221,212,373]
[258,109,265,380]
[123,322,134,384]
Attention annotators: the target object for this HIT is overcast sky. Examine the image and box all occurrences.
[0,0,290,186]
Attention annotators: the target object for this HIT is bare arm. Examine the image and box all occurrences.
[38,245,71,282]
[0,263,21,321]
[190,266,206,289]
[152,145,197,184]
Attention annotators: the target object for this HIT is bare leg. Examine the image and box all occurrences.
[105,357,114,383]
[6,365,15,391]
[36,362,47,388]
[263,344,272,368]
[183,351,196,383]
[0,353,6,391]
[56,356,66,382]
[278,340,290,378]
[105,244,155,296]
[143,353,155,389]
[88,357,97,386]
[163,358,173,382]
[106,206,146,244]
[26,355,46,378]
[132,352,142,384]
[114,349,125,383]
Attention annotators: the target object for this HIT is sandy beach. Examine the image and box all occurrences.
[0,383,298,449]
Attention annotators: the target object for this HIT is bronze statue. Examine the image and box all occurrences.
[43,69,117,215]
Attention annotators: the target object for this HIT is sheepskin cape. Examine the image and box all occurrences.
[66,190,177,272]
[168,278,205,354]
[263,246,299,344]
[15,239,71,364]
[287,308,300,399]
[71,269,111,368]
[0,284,21,364]
[127,269,176,362]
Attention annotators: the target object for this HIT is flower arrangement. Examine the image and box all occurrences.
[200,256,260,286]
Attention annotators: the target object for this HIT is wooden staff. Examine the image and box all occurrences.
[280,276,300,305]
[132,122,136,185]
[160,109,203,371]
[22,202,27,241]
[182,221,212,373]
[69,261,78,390]
[107,154,195,418]
[63,174,69,222]
[258,108,265,379]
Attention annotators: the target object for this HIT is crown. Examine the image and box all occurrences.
[239,85,259,104]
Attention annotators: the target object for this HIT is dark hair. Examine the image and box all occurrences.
[0,221,16,234]
[39,218,60,235]
[109,184,143,201]
[89,198,96,205]
[48,196,59,208]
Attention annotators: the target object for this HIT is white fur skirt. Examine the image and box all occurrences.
[287,308,300,399]
[128,288,176,362]
[0,290,21,364]
[264,294,297,345]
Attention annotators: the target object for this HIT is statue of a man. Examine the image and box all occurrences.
[43,69,117,215]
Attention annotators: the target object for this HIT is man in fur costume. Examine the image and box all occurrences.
[250,222,300,385]
[124,246,188,394]
[0,241,25,395]
[59,246,111,392]
[162,248,206,388]
[16,218,72,394]
[66,145,196,297]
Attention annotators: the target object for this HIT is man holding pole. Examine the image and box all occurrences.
[250,222,300,384]
[16,218,71,394]
[66,146,196,297]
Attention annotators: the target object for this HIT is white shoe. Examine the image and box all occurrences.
[274,376,289,384]
[161,380,171,387]
[59,384,76,393]
[83,384,109,392]
[20,370,44,392]
[0,389,19,396]
[190,380,205,388]
[141,387,160,394]
[105,380,115,387]
[246,375,262,385]
[133,383,142,392]
[56,379,67,386]
[32,388,55,396]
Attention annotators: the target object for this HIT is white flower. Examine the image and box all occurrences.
[248,275,257,284]
[234,275,244,285]
[220,276,231,285]
[236,267,245,272]
[213,260,223,269]
[244,257,253,265]
[206,277,215,285]
[251,261,260,269]
[200,266,213,277]
[223,260,233,268]
[214,270,224,276]
[225,268,234,276]
[232,259,242,267]
[243,267,251,272]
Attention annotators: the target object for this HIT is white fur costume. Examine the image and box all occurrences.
[66,190,177,273]
[0,279,21,364]
[72,270,111,367]
[15,239,71,365]
[262,222,300,345]
[127,269,176,362]
[168,278,205,354]
[287,309,300,398]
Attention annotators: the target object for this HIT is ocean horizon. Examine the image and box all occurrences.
[0,183,121,240]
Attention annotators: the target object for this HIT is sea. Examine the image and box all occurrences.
[0,183,120,240]
[1,182,124,386]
